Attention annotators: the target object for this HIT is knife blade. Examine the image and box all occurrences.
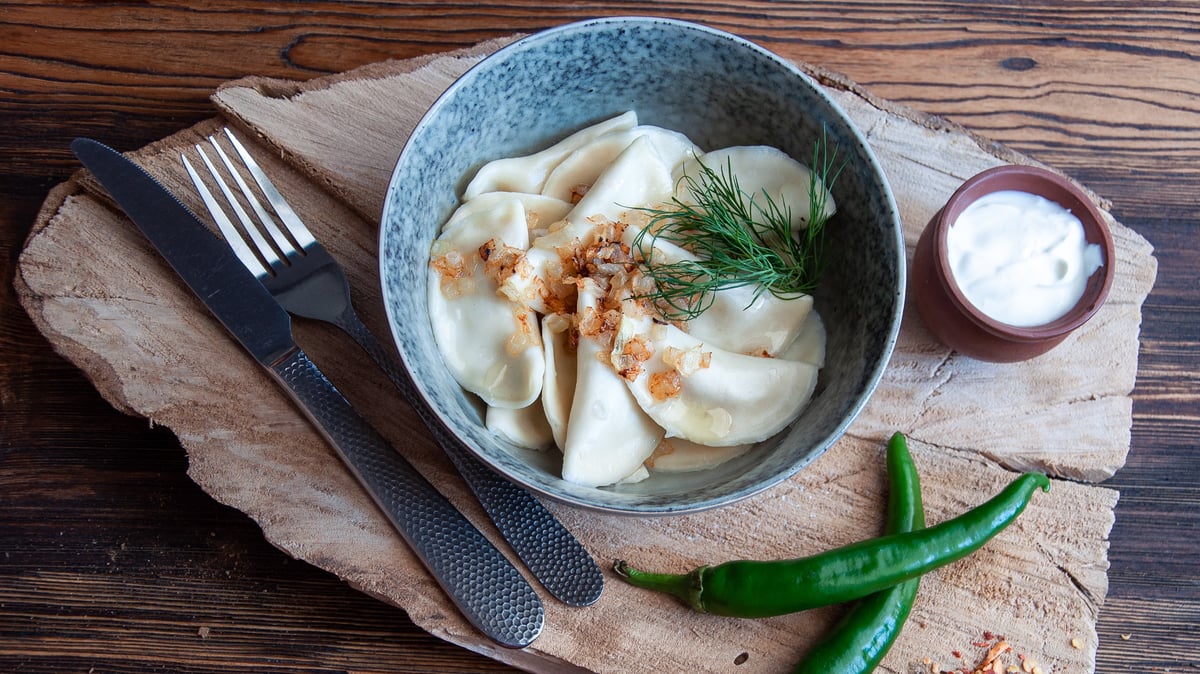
[71,137,544,648]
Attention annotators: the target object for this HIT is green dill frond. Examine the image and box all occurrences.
[632,133,841,321]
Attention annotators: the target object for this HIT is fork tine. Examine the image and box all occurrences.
[206,135,299,259]
[222,128,317,250]
[181,151,271,278]
[191,143,285,272]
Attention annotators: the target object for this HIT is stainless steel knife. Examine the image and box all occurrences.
[71,137,544,648]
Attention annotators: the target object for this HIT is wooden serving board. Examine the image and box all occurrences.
[15,37,1157,674]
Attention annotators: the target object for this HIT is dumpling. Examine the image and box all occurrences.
[561,280,663,488]
[612,314,818,446]
[645,438,753,474]
[617,465,651,484]
[687,291,814,357]
[486,403,555,450]
[463,111,638,199]
[624,233,814,356]
[539,312,576,451]
[779,309,827,367]
[446,191,573,236]
[675,145,836,234]
[427,199,545,408]
[499,135,676,314]
[541,125,700,203]
[566,134,675,228]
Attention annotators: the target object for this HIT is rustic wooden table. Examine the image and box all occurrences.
[2,3,1196,672]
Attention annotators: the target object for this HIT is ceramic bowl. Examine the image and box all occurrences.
[379,17,904,514]
[912,164,1115,363]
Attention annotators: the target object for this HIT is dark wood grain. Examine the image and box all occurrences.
[3,2,1197,672]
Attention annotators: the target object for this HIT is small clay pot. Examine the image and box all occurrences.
[912,164,1115,363]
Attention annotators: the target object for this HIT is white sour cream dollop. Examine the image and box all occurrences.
[947,190,1103,327]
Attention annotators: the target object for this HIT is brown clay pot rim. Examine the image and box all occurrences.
[931,164,1116,343]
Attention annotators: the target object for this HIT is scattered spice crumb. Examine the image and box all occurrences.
[922,630,1069,674]
[974,640,1012,674]
[198,626,211,639]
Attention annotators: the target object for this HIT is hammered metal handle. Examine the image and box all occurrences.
[338,310,604,607]
[270,347,545,648]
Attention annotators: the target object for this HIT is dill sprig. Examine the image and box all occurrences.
[632,134,842,321]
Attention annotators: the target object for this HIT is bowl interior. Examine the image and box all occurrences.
[379,17,904,514]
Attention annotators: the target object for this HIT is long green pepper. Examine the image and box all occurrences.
[614,467,1049,619]
[792,432,924,673]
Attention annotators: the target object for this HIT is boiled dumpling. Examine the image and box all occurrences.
[626,233,814,356]
[433,114,835,489]
[779,310,827,367]
[539,312,576,451]
[688,291,814,357]
[486,403,555,450]
[541,125,700,203]
[499,135,676,314]
[645,438,753,474]
[463,111,638,199]
[566,134,675,227]
[612,314,818,446]
[561,280,663,488]
[427,199,544,408]
[446,191,573,236]
[617,465,651,484]
[675,145,836,234]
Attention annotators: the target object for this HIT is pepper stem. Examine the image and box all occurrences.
[613,560,707,612]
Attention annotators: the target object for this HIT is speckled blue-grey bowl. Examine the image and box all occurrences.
[380,17,904,515]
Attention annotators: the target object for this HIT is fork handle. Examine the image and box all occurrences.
[268,347,543,647]
[337,310,604,607]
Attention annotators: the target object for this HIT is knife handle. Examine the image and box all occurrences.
[269,347,544,648]
[337,312,604,607]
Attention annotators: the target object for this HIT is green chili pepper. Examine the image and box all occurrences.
[792,432,924,674]
[613,469,1049,619]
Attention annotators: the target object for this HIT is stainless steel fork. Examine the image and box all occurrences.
[182,127,602,607]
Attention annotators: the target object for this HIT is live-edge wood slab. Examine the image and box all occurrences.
[15,37,1157,674]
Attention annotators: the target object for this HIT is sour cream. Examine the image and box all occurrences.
[946,190,1104,327]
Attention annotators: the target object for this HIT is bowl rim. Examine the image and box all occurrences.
[378,16,907,514]
[930,164,1115,342]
